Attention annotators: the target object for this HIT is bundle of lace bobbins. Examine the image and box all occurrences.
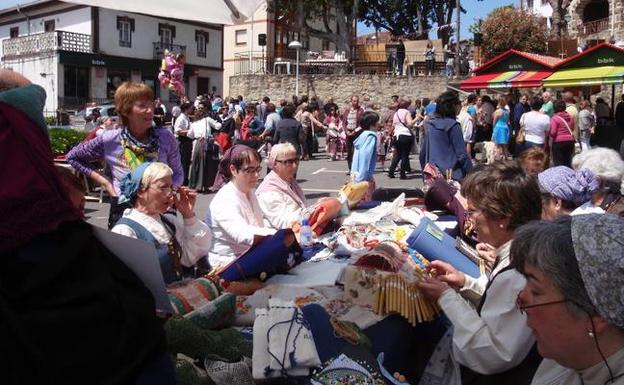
[372,247,439,326]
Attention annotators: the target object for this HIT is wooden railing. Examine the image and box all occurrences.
[579,17,610,36]
[2,31,91,59]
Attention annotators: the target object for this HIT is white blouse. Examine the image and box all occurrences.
[256,190,305,230]
[111,208,212,267]
[206,182,276,268]
[531,348,624,385]
[438,240,535,374]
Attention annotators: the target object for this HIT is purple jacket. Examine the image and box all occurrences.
[67,127,183,195]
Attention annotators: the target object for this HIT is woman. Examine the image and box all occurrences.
[112,162,212,284]
[256,143,306,229]
[425,40,436,76]
[518,146,549,176]
[492,97,511,158]
[300,103,327,160]
[549,99,576,167]
[419,91,473,181]
[174,101,194,186]
[388,98,415,179]
[188,107,222,192]
[67,82,183,229]
[205,145,276,268]
[578,100,595,152]
[418,162,543,384]
[351,111,379,201]
[573,147,624,216]
[0,70,174,384]
[512,215,624,385]
[538,166,601,220]
[274,104,303,158]
[240,104,262,144]
[325,104,345,161]
[518,96,551,154]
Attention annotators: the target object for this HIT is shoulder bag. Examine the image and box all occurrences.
[516,114,526,144]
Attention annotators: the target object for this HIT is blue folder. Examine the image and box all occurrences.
[406,217,480,278]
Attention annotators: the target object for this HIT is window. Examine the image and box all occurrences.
[116,16,134,48]
[196,34,206,57]
[9,27,18,38]
[235,29,247,45]
[64,65,89,100]
[196,30,209,58]
[44,19,55,32]
[158,23,176,48]
[322,39,330,51]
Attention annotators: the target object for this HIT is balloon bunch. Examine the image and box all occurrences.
[158,50,186,96]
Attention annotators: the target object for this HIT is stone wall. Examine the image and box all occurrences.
[228,74,450,108]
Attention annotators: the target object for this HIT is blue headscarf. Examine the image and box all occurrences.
[118,162,152,204]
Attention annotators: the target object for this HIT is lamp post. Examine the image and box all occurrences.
[288,40,302,96]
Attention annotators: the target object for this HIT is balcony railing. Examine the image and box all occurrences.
[579,17,610,36]
[153,42,186,60]
[2,31,91,59]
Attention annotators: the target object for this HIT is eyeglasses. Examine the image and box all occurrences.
[275,158,299,166]
[516,293,568,315]
[465,208,483,219]
[149,185,176,195]
[241,166,262,175]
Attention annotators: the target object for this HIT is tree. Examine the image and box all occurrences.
[267,0,358,55]
[358,0,432,39]
[480,6,547,60]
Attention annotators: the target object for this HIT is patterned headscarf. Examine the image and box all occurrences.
[0,85,82,252]
[118,162,152,204]
[571,214,624,329]
[538,166,600,206]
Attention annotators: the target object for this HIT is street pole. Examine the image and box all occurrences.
[296,48,300,96]
[455,0,461,77]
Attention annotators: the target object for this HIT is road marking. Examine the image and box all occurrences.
[312,167,347,174]
[303,188,340,192]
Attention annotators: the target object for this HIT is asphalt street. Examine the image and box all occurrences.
[84,137,424,228]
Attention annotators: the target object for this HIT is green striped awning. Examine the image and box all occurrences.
[543,66,624,87]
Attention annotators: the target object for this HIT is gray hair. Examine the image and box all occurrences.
[572,147,624,194]
[511,217,596,318]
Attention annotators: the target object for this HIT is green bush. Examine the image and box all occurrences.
[48,128,87,156]
[44,116,57,126]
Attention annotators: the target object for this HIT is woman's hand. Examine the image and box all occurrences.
[417,276,451,302]
[427,260,466,288]
[174,186,197,218]
[90,171,117,197]
[476,243,497,268]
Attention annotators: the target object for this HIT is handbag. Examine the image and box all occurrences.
[516,115,525,144]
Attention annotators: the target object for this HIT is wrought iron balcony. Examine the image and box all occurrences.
[2,31,92,59]
[579,17,610,36]
[153,42,186,60]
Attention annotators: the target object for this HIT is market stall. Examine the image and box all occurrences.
[162,187,480,384]
[460,49,563,91]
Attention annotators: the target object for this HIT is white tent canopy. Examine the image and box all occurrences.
[63,0,265,25]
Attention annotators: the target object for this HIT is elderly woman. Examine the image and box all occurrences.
[205,145,276,268]
[573,147,624,216]
[418,162,542,383]
[111,162,211,284]
[256,143,306,229]
[512,215,624,385]
[538,166,601,220]
[67,82,183,228]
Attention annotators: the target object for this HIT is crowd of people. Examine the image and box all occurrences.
[2,65,624,385]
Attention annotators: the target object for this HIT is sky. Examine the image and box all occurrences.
[1,0,516,40]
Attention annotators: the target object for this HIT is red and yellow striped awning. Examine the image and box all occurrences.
[460,71,553,90]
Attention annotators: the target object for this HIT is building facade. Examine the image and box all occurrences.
[0,0,224,113]
[222,1,337,97]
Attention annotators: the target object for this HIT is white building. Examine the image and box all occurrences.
[521,0,554,30]
[222,0,338,97]
[0,0,224,113]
